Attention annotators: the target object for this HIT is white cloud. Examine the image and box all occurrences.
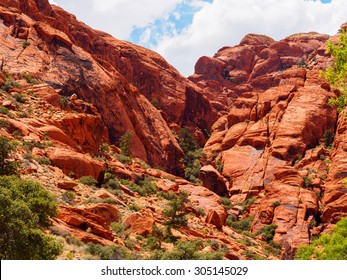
[50,0,347,76]
[89,0,184,38]
[139,28,152,45]
[48,0,58,5]
[154,0,347,76]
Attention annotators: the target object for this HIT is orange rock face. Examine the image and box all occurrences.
[2,0,347,260]
[193,29,346,255]
[46,147,103,179]
[57,205,115,241]
[123,208,155,236]
[0,0,219,174]
[179,184,226,229]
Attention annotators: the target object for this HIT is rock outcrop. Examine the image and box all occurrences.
[1,0,347,260]
[0,0,219,174]
[191,29,347,255]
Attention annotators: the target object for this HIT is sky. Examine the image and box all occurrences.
[48,0,346,76]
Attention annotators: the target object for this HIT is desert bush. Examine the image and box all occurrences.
[22,41,30,49]
[62,191,75,205]
[129,177,157,196]
[226,215,254,233]
[0,106,9,115]
[323,30,347,113]
[86,243,128,260]
[0,137,19,176]
[150,240,223,260]
[323,129,335,149]
[35,157,51,165]
[119,131,133,157]
[221,196,232,210]
[128,204,141,212]
[238,196,256,214]
[14,93,27,103]
[255,224,278,242]
[163,191,189,230]
[178,128,205,183]
[79,176,97,187]
[295,216,347,260]
[0,175,62,259]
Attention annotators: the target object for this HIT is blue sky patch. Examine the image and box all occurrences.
[130,0,212,48]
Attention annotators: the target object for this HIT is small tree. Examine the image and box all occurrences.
[295,216,347,260]
[178,128,200,154]
[323,129,335,149]
[0,137,19,176]
[163,191,189,234]
[0,176,62,259]
[323,30,347,113]
[178,128,204,182]
[119,131,133,157]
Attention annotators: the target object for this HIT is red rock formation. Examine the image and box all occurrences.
[0,0,219,174]
[199,165,229,196]
[46,147,103,178]
[179,184,226,229]
[123,208,155,236]
[193,28,347,255]
[57,205,115,241]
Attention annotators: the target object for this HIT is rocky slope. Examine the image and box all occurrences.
[0,0,218,174]
[189,28,347,258]
[1,0,346,260]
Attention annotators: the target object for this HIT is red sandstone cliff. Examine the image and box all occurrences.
[0,0,218,174]
[1,0,347,260]
[190,29,347,257]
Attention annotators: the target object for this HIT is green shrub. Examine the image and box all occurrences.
[129,177,157,196]
[17,111,29,118]
[237,196,256,214]
[150,240,223,260]
[216,160,224,173]
[151,98,160,109]
[119,131,133,157]
[79,176,97,187]
[35,157,51,165]
[323,129,335,149]
[303,176,312,187]
[178,128,200,154]
[243,249,265,260]
[22,41,30,49]
[0,118,9,128]
[1,79,20,92]
[296,216,347,259]
[255,224,278,242]
[226,215,254,233]
[22,140,53,151]
[272,201,281,208]
[86,243,128,260]
[14,93,27,103]
[0,175,62,259]
[105,178,120,189]
[0,106,9,115]
[62,191,75,205]
[99,143,110,153]
[145,225,164,250]
[128,204,141,212]
[178,128,205,183]
[221,196,231,210]
[116,153,132,164]
[21,73,37,85]
[23,152,33,160]
[163,191,189,231]
[323,30,347,113]
[158,191,177,200]
[0,137,19,175]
